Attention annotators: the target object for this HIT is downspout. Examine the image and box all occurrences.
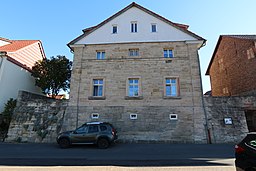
[75,46,84,128]
[196,50,211,144]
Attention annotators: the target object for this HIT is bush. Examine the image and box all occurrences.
[0,98,17,141]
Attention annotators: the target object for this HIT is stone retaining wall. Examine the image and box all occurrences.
[6,91,68,143]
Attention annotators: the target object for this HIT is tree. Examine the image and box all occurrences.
[31,55,72,98]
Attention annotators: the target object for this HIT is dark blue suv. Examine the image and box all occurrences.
[57,122,118,149]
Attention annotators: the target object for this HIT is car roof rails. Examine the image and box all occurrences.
[86,122,104,125]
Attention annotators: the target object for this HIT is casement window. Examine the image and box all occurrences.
[131,21,137,33]
[163,49,174,58]
[129,49,139,56]
[247,48,255,59]
[96,51,105,60]
[112,25,117,34]
[151,24,157,32]
[165,78,179,97]
[93,79,104,97]
[128,78,140,97]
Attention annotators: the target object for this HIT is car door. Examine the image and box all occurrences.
[85,125,99,143]
[70,125,88,143]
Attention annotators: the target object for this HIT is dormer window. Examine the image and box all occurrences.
[151,24,157,32]
[112,25,117,34]
[131,21,137,33]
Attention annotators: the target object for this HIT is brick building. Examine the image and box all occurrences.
[65,2,207,143]
[206,35,256,96]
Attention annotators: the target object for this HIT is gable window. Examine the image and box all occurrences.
[131,21,137,33]
[165,78,179,97]
[151,24,157,32]
[93,79,104,97]
[129,49,139,56]
[96,51,105,60]
[128,78,139,97]
[112,25,117,34]
[163,49,174,58]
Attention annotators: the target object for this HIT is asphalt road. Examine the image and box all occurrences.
[0,142,235,167]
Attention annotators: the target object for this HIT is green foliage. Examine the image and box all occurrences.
[31,55,72,98]
[0,98,17,140]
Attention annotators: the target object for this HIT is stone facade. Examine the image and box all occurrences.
[63,41,207,143]
[6,91,68,143]
[204,95,256,143]
[5,91,255,144]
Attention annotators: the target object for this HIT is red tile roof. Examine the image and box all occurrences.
[0,40,38,52]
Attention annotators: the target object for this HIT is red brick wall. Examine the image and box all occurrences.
[209,37,256,96]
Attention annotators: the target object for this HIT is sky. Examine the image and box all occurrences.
[1,0,256,93]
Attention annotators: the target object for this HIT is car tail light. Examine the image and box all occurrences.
[112,128,116,135]
[235,145,245,154]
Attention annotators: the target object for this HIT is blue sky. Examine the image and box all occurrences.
[1,0,256,93]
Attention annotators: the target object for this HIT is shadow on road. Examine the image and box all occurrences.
[0,143,235,167]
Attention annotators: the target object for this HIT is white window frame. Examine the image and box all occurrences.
[164,77,179,97]
[130,113,138,120]
[127,77,141,97]
[131,21,137,33]
[92,78,104,97]
[91,113,99,119]
[129,49,139,56]
[169,114,178,120]
[96,51,105,60]
[163,49,174,58]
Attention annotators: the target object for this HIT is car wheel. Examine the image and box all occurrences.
[58,138,70,148]
[97,138,109,149]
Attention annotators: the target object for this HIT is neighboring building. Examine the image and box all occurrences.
[65,2,207,143]
[206,35,256,96]
[0,37,45,112]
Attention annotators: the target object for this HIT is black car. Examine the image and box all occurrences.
[57,122,118,149]
[235,133,256,171]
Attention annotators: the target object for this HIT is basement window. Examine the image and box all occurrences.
[130,113,138,120]
[91,113,99,119]
[169,114,178,120]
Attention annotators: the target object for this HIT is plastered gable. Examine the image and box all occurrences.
[76,7,197,45]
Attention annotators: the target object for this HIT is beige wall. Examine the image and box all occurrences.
[65,41,207,143]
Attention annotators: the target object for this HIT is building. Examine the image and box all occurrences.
[206,35,256,96]
[206,35,256,136]
[0,37,45,112]
[65,2,207,143]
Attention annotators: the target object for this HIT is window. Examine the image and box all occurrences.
[163,49,174,58]
[91,113,99,119]
[129,49,139,56]
[151,24,157,32]
[247,48,255,59]
[130,113,138,120]
[128,78,139,97]
[100,125,108,131]
[75,126,88,134]
[131,22,137,33]
[88,125,99,133]
[93,79,104,97]
[165,78,178,97]
[96,51,105,60]
[112,25,117,34]
[169,114,178,120]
